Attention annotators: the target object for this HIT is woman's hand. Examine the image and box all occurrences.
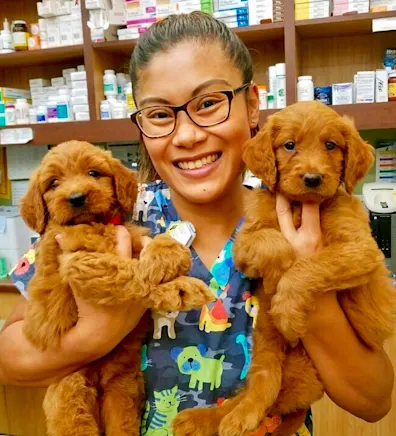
[275,193,336,329]
[56,226,150,357]
[276,193,322,257]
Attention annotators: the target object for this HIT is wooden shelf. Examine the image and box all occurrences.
[0,120,140,146]
[92,21,285,55]
[0,45,84,69]
[0,279,17,294]
[296,11,396,38]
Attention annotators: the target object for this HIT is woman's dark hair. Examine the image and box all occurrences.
[130,11,254,182]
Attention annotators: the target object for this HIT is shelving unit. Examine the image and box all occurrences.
[0,2,395,148]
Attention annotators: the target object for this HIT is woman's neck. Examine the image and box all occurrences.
[169,177,246,238]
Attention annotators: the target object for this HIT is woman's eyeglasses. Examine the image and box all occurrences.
[131,83,250,139]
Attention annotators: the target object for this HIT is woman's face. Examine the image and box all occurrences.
[136,41,259,204]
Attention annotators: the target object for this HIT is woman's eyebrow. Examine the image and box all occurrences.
[139,79,232,108]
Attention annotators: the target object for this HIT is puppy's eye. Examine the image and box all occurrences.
[325,141,337,150]
[88,170,101,178]
[284,141,295,151]
[49,179,59,189]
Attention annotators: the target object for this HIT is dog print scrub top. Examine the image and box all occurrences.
[10,180,313,436]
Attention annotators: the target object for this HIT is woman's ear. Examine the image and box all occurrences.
[111,159,139,213]
[342,116,375,194]
[243,116,277,191]
[20,169,47,234]
[247,83,260,130]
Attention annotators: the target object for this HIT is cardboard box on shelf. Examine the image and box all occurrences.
[46,17,61,48]
[356,71,375,103]
[370,0,396,12]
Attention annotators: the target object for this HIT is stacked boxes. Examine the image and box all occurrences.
[333,0,369,16]
[370,0,396,12]
[0,88,32,105]
[295,0,330,20]
[70,71,90,121]
[37,0,83,48]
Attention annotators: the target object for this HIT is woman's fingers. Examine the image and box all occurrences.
[115,226,132,259]
[276,193,296,242]
[300,202,321,235]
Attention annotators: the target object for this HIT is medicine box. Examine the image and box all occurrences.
[356,71,375,104]
[73,104,90,113]
[51,77,65,86]
[71,88,88,97]
[71,80,88,90]
[370,0,396,12]
[71,96,88,105]
[376,69,389,102]
[75,112,91,121]
[70,71,87,81]
[46,17,61,48]
[332,83,353,105]
[29,78,51,88]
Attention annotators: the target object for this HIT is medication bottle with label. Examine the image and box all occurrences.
[258,85,268,110]
[103,70,117,98]
[15,98,29,124]
[47,96,59,123]
[276,63,286,109]
[116,73,128,96]
[1,18,14,52]
[37,105,47,123]
[5,102,16,125]
[125,82,136,116]
[100,100,111,119]
[389,72,396,101]
[267,92,275,109]
[297,76,314,101]
[12,20,29,51]
[112,101,127,119]
[57,90,72,121]
[29,107,37,124]
[0,101,5,127]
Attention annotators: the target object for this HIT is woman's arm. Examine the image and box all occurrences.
[303,291,393,422]
[276,194,394,422]
[0,227,147,388]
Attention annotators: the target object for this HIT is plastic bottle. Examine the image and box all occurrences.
[297,76,314,102]
[47,96,58,123]
[1,18,14,53]
[15,98,29,124]
[258,85,268,110]
[0,100,5,127]
[38,18,48,49]
[100,100,111,120]
[37,105,47,123]
[5,102,16,125]
[275,63,286,109]
[125,82,136,116]
[57,90,73,121]
[103,70,117,98]
[29,107,37,124]
[112,101,127,119]
[12,20,29,51]
[268,65,277,96]
[116,73,127,96]
[267,92,275,109]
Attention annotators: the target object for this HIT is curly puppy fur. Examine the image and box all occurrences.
[20,141,213,436]
[172,102,396,436]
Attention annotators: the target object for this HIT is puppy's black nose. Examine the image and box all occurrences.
[68,193,86,207]
[188,358,194,363]
[303,173,322,188]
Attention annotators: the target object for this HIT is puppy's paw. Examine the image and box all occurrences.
[149,277,214,312]
[269,278,308,343]
[233,233,263,278]
[139,234,192,284]
[219,402,263,436]
[172,408,219,436]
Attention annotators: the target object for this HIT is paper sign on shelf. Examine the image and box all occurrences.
[0,128,33,145]
[372,17,396,33]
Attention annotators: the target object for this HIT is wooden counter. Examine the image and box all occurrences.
[0,279,18,294]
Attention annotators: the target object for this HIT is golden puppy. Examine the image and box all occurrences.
[172,102,396,436]
[20,140,213,436]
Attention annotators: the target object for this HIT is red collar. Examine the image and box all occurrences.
[109,216,122,225]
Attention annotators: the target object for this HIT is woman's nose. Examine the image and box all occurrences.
[171,112,207,148]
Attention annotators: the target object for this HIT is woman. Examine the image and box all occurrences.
[0,12,393,435]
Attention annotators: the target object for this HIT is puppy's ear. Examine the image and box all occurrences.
[20,169,47,234]
[243,117,277,191]
[342,116,375,194]
[111,159,138,213]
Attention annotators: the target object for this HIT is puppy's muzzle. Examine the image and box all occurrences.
[302,173,322,188]
[68,192,86,208]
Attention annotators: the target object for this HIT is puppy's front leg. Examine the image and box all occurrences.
[234,227,295,293]
[270,241,383,342]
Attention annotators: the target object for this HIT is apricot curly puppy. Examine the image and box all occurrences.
[20,141,213,436]
[173,102,396,436]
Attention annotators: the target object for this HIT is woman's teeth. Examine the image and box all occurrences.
[177,154,220,170]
